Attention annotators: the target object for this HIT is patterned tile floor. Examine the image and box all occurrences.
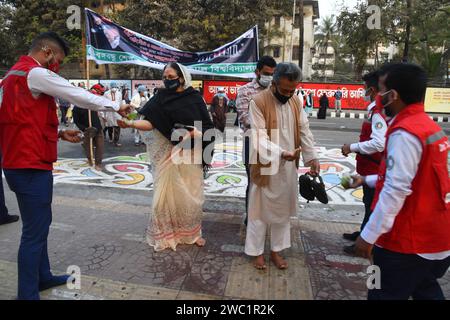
[1,194,448,300]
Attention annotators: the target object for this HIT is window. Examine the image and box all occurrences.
[274,16,281,28]
[273,46,281,58]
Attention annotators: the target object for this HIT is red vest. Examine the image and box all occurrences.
[0,56,59,171]
[356,104,385,176]
[372,103,450,254]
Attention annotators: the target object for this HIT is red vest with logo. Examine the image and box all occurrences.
[356,103,385,176]
[371,103,450,254]
[0,56,59,171]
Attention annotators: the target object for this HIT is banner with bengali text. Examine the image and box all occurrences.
[85,8,258,78]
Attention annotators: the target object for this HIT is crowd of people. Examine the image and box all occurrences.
[0,31,449,301]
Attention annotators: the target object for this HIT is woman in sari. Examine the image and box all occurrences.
[118,63,215,252]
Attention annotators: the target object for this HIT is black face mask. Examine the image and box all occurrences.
[164,78,181,91]
[381,92,395,117]
[273,86,292,105]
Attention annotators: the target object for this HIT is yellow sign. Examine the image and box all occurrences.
[192,80,203,90]
[425,87,450,113]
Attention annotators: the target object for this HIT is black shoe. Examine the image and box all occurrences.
[299,174,315,202]
[39,275,72,292]
[0,214,20,226]
[343,231,360,241]
[311,175,329,204]
[343,244,356,255]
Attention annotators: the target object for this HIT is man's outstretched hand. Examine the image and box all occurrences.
[282,148,301,162]
[59,130,82,143]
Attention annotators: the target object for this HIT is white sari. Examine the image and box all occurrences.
[144,129,204,252]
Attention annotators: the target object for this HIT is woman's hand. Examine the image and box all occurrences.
[117,119,132,129]
[59,130,82,143]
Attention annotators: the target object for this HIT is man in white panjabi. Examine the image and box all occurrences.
[100,81,123,147]
[245,63,320,270]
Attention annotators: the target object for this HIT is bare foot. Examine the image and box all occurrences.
[253,255,267,270]
[270,251,288,270]
[195,238,206,247]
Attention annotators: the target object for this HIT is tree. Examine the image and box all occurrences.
[0,2,14,71]
[336,1,381,80]
[114,0,285,78]
[298,0,304,69]
[315,15,336,80]
[379,0,450,81]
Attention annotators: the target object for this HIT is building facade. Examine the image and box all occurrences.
[263,1,320,80]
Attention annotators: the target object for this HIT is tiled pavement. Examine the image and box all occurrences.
[0,194,449,300]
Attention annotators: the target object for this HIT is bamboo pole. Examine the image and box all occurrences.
[84,11,95,168]
[86,60,94,167]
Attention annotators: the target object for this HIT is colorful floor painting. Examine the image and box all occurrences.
[53,141,364,206]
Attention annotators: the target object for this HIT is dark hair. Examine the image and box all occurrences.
[257,56,277,70]
[164,62,184,79]
[273,63,302,83]
[362,70,379,91]
[30,32,70,56]
[378,63,427,105]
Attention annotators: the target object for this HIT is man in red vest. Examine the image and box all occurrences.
[340,70,388,255]
[0,32,130,300]
[349,63,450,300]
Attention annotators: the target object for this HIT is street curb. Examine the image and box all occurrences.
[308,111,450,123]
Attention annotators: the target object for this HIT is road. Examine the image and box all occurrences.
[1,114,449,300]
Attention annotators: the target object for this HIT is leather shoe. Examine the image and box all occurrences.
[0,214,19,226]
[343,231,360,242]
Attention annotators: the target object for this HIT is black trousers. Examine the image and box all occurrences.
[361,184,376,232]
[368,246,450,300]
[104,126,121,144]
[243,136,250,225]
[59,106,69,124]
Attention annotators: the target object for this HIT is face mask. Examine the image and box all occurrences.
[273,86,292,105]
[45,48,60,74]
[48,61,60,74]
[363,89,372,102]
[164,78,181,91]
[377,90,395,117]
[258,75,273,88]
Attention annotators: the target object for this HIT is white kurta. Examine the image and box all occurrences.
[247,96,318,225]
[100,90,123,127]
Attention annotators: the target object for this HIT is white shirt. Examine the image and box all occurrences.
[27,59,119,112]
[362,129,450,260]
[100,89,123,126]
[350,101,387,154]
[130,93,149,110]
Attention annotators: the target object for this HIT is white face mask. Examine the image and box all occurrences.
[363,88,372,102]
[258,75,273,88]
